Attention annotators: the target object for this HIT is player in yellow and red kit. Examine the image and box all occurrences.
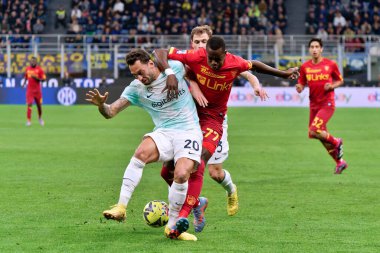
[296,38,348,174]
[21,56,46,126]
[154,36,299,239]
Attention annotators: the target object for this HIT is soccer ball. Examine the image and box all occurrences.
[143,200,169,227]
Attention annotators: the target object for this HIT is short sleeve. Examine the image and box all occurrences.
[331,62,343,81]
[168,47,199,65]
[297,64,307,86]
[39,67,46,80]
[168,60,185,81]
[121,81,140,106]
[233,54,252,72]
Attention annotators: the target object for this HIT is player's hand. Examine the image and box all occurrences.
[85,88,109,106]
[295,83,304,93]
[324,83,334,91]
[162,74,179,99]
[254,87,269,101]
[285,67,300,80]
[190,81,208,107]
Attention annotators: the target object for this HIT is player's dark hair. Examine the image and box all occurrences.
[206,36,225,51]
[308,38,323,48]
[125,49,151,66]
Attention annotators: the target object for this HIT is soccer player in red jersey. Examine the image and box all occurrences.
[296,38,348,174]
[160,26,268,234]
[21,57,46,126]
[154,36,299,238]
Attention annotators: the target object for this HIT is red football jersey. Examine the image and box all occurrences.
[168,47,252,123]
[298,58,343,108]
[25,66,46,91]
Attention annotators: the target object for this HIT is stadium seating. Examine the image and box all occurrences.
[69,0,288,41]
[0,0,48,35]
[305,0,380,36]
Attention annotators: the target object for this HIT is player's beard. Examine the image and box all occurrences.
[142,72,155,85]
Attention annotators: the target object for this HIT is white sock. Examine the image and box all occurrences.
[220,169,235,195]
[118,157,145,206]
[167,181,188,227]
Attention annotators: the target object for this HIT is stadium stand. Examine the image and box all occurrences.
[0,0,48,48]
[68,0,288,40]
[305,0,380,36]
[0,0,48,35]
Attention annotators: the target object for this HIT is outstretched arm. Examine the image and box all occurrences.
[85,88,130,119]
[239,71,269,101]
[153,49,179,98]
[250,60,299,80]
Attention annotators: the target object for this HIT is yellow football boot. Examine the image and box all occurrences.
[227,184,239,216]
[103,204,126,221]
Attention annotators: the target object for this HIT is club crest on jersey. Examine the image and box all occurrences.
[230,70,238,78]
[324,66,330,71]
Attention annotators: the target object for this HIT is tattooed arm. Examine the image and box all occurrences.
[86,88,130,119]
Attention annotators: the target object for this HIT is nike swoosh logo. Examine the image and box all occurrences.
[146,93,154,98]
[214,157,221,160]
[188,151,196,155]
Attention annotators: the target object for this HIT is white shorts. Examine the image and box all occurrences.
[208,117,229,164]
[145,128,203,164]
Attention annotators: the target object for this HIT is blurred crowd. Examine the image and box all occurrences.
[305,0,380,52]
[0,0,47,45]
[65,0,287,41]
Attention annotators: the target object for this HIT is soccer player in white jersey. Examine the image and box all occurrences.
[86,49,202,241]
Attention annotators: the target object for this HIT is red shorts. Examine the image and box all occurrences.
[200,117,223,155]
[308,105,335,137]
[26,90,42,105]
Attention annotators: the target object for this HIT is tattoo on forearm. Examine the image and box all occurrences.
[98,103,112,119]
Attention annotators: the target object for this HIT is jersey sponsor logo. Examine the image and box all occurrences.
[197,73,232,91]
[200,65,225,78]
[305,68,322,73]
[306,73,330,81]
[151,88,186,108]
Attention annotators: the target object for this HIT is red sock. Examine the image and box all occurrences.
[179,159,205,218]
[326,147,340,163]
[325,133,338,147]
[27,105,32,121]
[160,164,174,186]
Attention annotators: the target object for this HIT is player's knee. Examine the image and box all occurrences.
[308,129,319,139]
[208,165,224,181]
[133,148,151,163]
[173,169,189,183]
[174,159,193,183]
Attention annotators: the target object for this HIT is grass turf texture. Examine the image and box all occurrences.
[1,105,379,252]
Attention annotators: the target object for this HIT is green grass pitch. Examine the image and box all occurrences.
[1,105,379,252]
